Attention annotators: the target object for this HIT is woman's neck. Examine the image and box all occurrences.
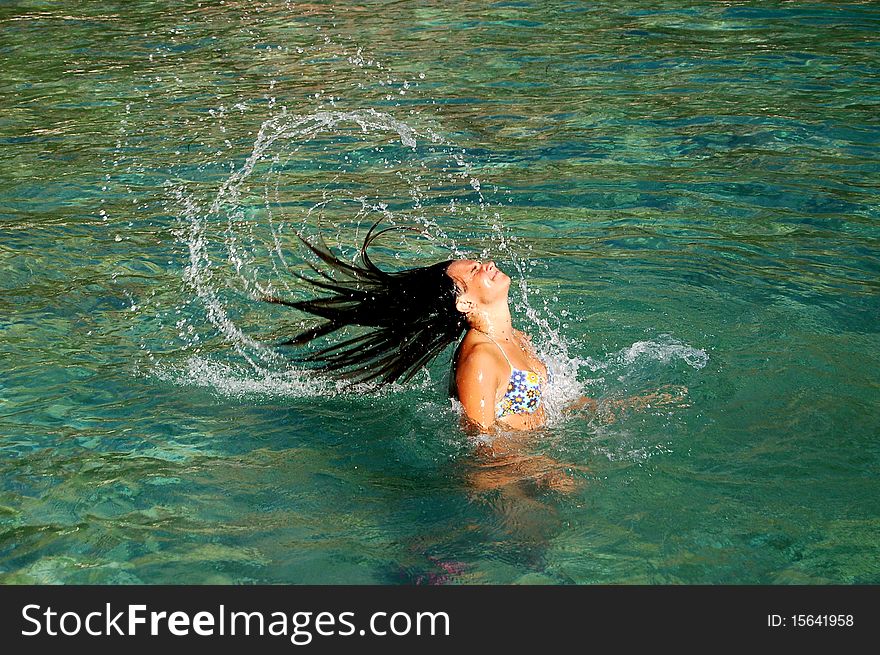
[470,304,514,341]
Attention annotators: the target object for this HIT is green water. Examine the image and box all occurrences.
[1,0,878,584]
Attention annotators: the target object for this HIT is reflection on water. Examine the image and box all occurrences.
[1,0,878,583]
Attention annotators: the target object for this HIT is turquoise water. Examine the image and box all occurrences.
[1,0,878,584]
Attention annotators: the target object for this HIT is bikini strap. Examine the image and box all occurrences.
[483,334,514,371]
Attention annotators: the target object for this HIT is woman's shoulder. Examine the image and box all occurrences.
[456,331,506,369]
[450,332,505,399]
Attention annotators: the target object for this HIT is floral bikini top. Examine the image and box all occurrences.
[484,335,551,418]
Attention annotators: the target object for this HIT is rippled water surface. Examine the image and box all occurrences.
[1,1,879,584]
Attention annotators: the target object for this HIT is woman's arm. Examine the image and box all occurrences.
[614,385,689,411]
[566,396,599,412]
[455,346,502,433]
[568,385,689,418]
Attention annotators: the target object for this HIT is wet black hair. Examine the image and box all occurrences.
[264,220,467,387]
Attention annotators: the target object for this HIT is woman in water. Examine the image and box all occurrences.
[264,220,560,435]
[265,221,687,502]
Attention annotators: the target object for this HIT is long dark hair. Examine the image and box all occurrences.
[264,221,467,387]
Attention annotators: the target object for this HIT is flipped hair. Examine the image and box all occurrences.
[264,221,467,387]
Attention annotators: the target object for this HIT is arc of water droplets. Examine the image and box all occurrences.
[173,106,706,413]
[177,108,455,372]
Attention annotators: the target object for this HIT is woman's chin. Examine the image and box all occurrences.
[491,274,511,300]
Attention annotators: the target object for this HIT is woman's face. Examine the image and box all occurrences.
[446,259,510,308]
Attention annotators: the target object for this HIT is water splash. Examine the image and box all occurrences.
[540,334,708,427]
[168,108,444,371]
[153,66,560,395]
[161,102,709,420]
[152,354,433,401]
[585,335,709,373]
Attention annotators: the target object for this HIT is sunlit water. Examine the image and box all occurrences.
[1,1,878,584]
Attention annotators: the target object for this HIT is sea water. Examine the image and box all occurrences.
[1,1,878,584]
